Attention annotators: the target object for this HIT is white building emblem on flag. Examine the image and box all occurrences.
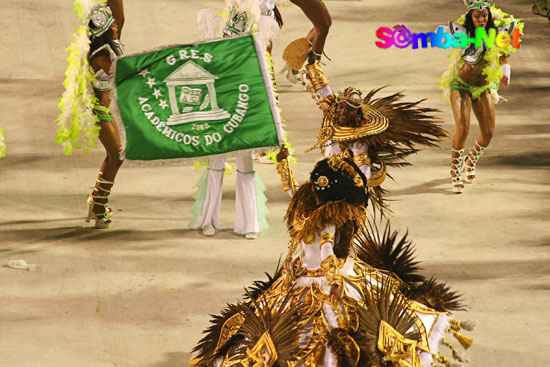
[164,60,230,125]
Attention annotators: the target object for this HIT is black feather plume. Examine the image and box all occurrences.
[326,328,362,367]
[234,290,303,365]
[405,277,466,312]
[355,221,425,286]
[243,258,283,301]
[191,302,248,366]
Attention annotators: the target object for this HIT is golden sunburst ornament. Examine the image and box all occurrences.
[315,175,330,190]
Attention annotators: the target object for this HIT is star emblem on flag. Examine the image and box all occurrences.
[152,88,163,99]
[158,99,169,110]
[139,69,151,77]
[146,77,157,88]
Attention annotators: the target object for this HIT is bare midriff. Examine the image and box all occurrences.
[457,59,488,86]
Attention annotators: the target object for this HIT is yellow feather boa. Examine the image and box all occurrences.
[56,0,107,155]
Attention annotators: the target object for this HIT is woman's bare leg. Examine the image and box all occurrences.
[450,89,472,191]
[471,90,495,148]
[450,89,472,150]
[91,100,123,216]
[97,119,123,182]
[89,54,124,217]
[462,90,495,180]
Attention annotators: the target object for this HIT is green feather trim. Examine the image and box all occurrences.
[188,169,210,229]
[254,172,270,231]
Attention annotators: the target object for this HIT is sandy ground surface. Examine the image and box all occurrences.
[0,1,549,366]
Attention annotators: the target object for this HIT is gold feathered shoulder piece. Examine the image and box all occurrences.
[313,87,447,216]
[316,87,447,169]
[353,87,447,168]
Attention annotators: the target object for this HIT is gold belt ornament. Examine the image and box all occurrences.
[245,332,278,367]
[377,321,421,367]
[367,159,387,187]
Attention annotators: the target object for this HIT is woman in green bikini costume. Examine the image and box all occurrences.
[57,1,125,228]
[86,2,126,228]
[440,0,523,193]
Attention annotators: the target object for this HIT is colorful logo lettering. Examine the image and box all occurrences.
[375,26,522,50]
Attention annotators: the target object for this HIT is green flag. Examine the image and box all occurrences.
[113,34,283,162]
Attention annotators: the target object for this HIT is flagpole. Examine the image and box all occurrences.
[251,33,285,147]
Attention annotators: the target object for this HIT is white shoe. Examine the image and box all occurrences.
[257,155,274,164]
[450,148,464,194]
[245,233,258,240]
[202,225,216,236]
[279,64,299,84]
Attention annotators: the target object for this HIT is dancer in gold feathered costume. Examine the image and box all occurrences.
[292,61,447,214]
[191,13,471,367]
[190,153,473,367]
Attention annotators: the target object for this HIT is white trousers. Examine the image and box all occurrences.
[194,154,260,235]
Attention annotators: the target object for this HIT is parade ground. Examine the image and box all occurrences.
[0,1,549,366]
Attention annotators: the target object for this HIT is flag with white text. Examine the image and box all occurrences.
[114,35,283,162]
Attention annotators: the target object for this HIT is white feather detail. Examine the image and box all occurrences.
[74,0,91,20]
[418,351,433,367]
[418,313,450,367]
[256,14,280,46]
[74,0,107,22]
[430,313,450,354]
[294,276,329,292]
[231,0,262,24]
[460,320,477,331]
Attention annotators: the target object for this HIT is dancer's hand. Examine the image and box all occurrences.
[500,75,509,88]
[276,146,289,162]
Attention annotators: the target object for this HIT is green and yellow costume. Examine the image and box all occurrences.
[439,6,524,103]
